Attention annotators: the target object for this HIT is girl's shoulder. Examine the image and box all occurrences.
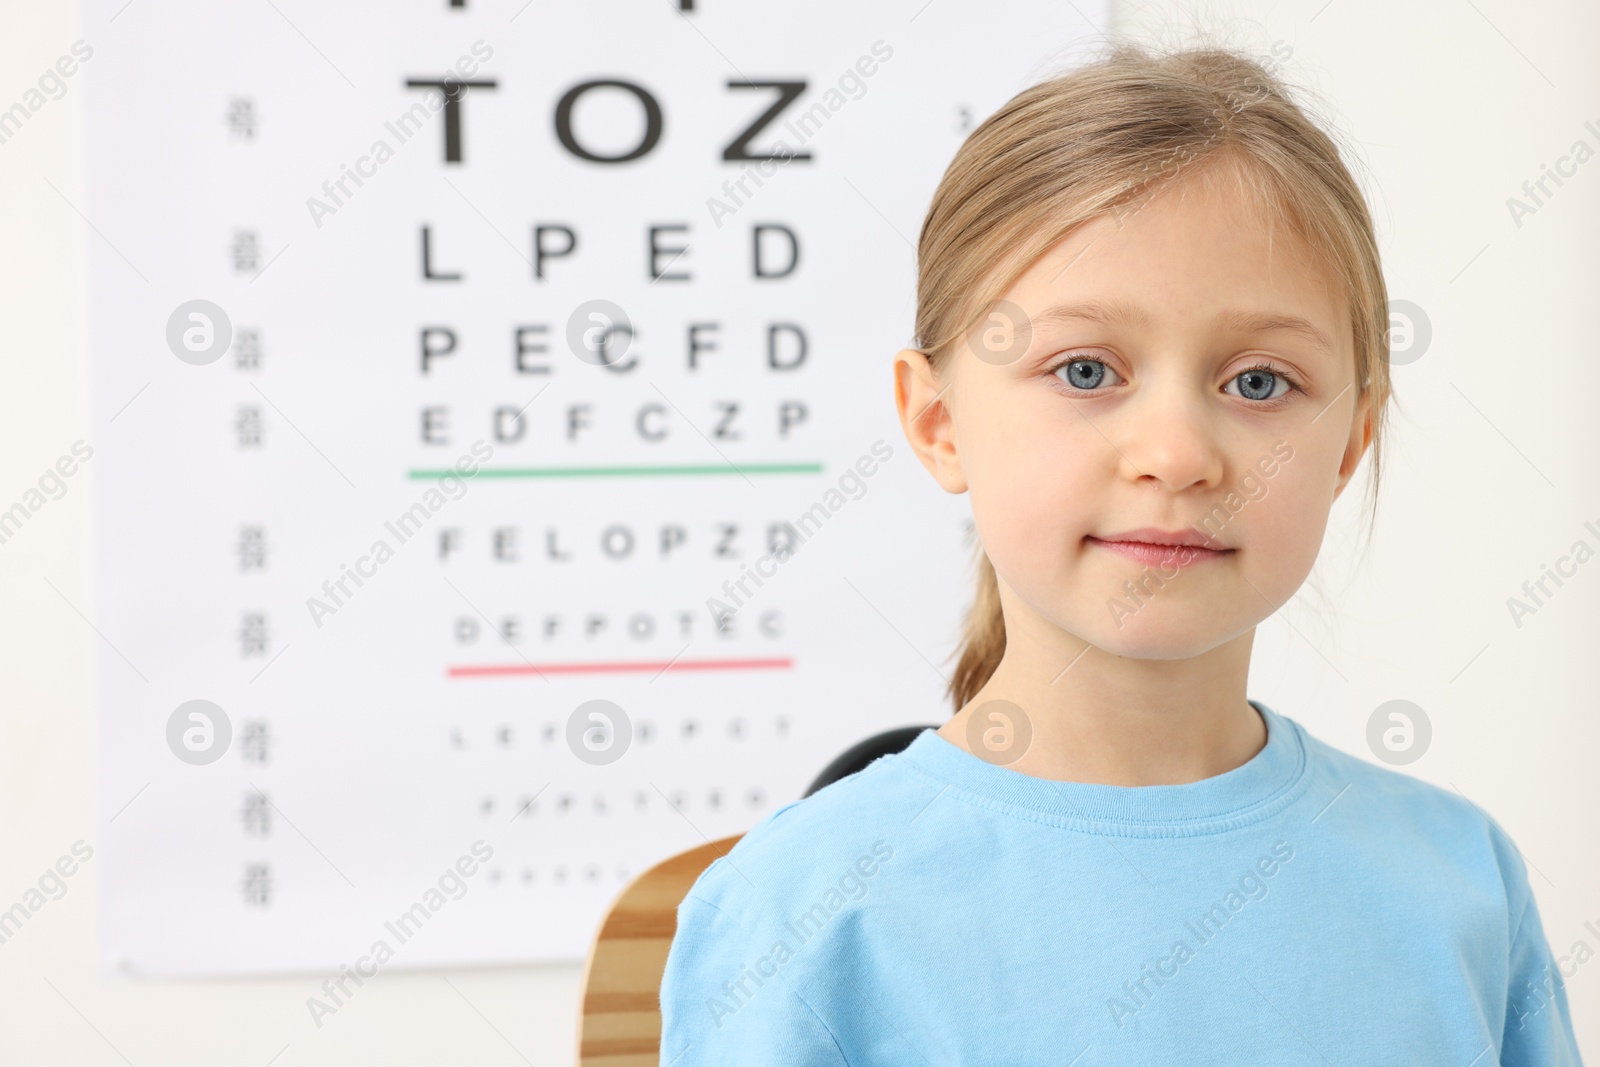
[1294,720,1536,907]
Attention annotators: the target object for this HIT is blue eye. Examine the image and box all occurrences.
[1054,358,1120,391]
[1227,368,1291,402]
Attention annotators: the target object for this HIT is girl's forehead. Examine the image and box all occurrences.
[1054,178,1315,267]
[1009,185,1343,324]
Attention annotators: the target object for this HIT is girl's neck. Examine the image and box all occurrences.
[936,627,1266,787]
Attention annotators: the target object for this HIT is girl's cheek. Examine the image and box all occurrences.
[1242,472,1335,572]
[987,439,1099,527]
[967,445,1084,559]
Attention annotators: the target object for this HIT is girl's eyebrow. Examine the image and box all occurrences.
[1030,299,1339,359]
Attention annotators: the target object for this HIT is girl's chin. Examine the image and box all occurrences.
[1061,615,1249,662]
[1078,637,1221,661]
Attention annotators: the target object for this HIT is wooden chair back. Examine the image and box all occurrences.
[576,833,744,1066]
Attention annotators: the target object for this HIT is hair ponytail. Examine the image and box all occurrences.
[949,542,1006,712]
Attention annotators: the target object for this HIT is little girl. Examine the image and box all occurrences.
[657,42,1585,1064]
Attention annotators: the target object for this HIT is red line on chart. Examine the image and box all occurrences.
[447,656,795,678]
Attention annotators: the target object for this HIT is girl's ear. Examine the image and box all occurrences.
[1333,388,1373,500]
[893,347,968,494]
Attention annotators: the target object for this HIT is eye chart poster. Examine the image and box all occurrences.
[84,0,1108,975]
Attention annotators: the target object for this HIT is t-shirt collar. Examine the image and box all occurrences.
[896,699,1308,837]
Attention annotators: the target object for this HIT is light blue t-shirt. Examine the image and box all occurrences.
[658,700,1585,1065]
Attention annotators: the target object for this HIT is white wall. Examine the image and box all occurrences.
[1,0,1594,1062]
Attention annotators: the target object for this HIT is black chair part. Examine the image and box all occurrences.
[802,725,939,798]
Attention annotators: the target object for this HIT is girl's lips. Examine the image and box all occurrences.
[1085,536,1234,567]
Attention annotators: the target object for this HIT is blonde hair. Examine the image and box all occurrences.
[913,42,1393,713]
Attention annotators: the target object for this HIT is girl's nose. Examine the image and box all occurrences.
[1111,386,1226,492]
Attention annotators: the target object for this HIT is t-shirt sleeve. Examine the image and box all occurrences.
[1497,848,1584,1064]
[658,890,849,1067]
